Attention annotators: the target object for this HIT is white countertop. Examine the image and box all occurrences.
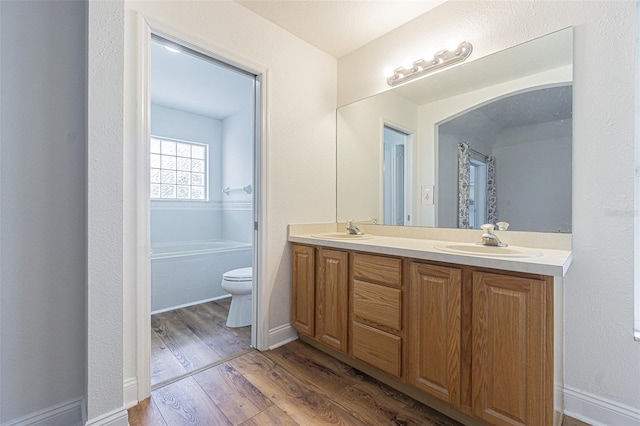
[288,227,572,277]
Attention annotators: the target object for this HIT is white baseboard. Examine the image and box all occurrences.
[1,397,84,426]
[85,406,128,426]
[124,378,138,409]
[267,324,297,349]
[151,294,231,315]
[564,386,640,426]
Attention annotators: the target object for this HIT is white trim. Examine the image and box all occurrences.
[634,0,640,343]
[267,324,297,350]
[564,386,640,426]
[150,200,252,211]
[84,407,128,426]
[1,398,84,426]
[135,12,152,403]
[133,12,270,402]
[150,294,231,315]
[124,378,138,409]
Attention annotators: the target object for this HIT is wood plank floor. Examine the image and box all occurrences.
[131,339,463,425]
[132,338,594,426]
[151,299,251,387]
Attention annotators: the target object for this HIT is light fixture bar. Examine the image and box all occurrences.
[386,41,473,87]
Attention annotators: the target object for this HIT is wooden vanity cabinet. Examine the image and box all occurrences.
[291,244,349,353]
[350,253,404,378]
[471,271,553,426]
[291,243,556,426]
[408,262,462,408]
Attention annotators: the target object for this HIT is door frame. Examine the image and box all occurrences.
[133,14,269,402]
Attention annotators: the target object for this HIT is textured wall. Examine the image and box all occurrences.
[0,1,86,423]
[87,0,128,424]
[339,0,639,418]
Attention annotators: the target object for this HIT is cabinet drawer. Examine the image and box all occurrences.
[352,322,402,377]
[353,253,402,287]
[353,280,402,331]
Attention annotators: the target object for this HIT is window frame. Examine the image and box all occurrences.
[149,135,210,202]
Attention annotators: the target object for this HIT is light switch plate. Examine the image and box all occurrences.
[421,185,434,205]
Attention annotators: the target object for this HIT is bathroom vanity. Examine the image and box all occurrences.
[288,223,572,426]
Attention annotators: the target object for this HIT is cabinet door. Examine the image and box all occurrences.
[291,244,315,337]
[408,262,461,407]
[316,248,349,352]
[472,271,551,426]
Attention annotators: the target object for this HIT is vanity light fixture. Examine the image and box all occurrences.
[386,41,473,87]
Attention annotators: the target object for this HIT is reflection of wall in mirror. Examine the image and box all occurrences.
[337,90,417,222]
[493,119,571,232]
[424,65,572,228]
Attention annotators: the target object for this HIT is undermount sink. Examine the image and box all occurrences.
[434,243,543,258]
[310,232,374,240]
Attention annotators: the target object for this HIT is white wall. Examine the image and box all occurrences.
[87,0,128,423]
[150,104,223,244]
[0,1,86,424]
[119,0,337,406]
[339,1,639,423]
[221,108,254,243]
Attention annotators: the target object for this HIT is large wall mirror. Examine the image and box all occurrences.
[337,28,573,233]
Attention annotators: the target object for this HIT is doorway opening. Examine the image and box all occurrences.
[148,34,259,390]
[383,125,412,226]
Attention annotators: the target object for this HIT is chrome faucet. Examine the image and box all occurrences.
[478,223,507,247]
[346,219,364,235]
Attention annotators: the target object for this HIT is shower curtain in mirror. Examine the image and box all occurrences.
[486,156,497,225]
[457,143,470,228]
[457,142,497,228]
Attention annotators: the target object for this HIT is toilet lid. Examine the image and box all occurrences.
[223,267,252,281]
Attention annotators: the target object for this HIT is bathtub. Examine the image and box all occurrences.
[151,240,252,313]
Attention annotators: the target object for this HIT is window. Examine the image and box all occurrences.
[150,137,208,200]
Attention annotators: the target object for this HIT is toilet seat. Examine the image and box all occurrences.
[222,267,252,282]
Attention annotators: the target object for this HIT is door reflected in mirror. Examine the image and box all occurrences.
[383,126,409,226]
[337,27,573,233]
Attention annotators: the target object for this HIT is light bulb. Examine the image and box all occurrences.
[447,39,460,52]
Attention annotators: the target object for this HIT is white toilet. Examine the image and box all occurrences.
[221,267,253,328]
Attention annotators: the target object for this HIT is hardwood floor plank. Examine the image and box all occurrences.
[261,340,355,395]
[151,329,188,385]
[151,310,220,373]
[128,397,167,426]
[345,366,464,425]
[239,405,299,426]
[193,361,273,425]
[229,351,369,426]
[265,340,462,426]
[177,303,251,359]
[154,376,232,425]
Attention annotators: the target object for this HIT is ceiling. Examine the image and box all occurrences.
[152,1,446,118]
[151,39,255,119]
[439,85,573,145]
[235,0,447,58]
